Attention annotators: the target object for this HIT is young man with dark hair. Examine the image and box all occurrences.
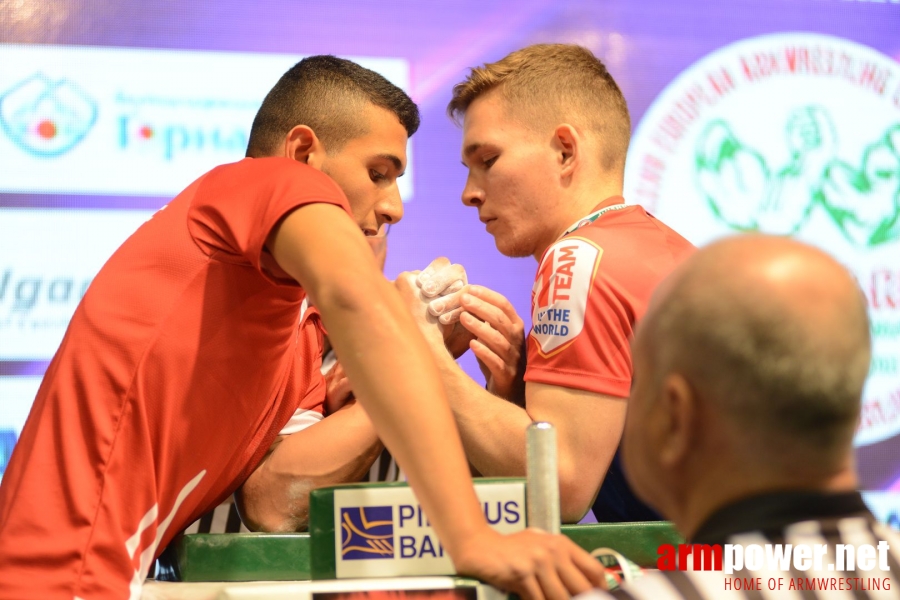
[0,56,603,599]
[398,44,694,524]
[582,235,900,599]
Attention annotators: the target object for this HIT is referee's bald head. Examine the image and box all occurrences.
[623,234,870,525]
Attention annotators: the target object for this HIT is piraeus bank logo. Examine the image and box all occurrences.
[340,506,394,560]
[624,33,900,447]
[531,237,602,356]
[0,73,98,157]
[332,482,525,578]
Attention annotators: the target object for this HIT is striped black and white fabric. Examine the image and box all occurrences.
[581,491,900,600]
[365,446,404,484]
[184,498,249,534]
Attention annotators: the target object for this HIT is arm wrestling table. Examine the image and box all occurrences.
[146,426,681,598]
[147,507,680,599]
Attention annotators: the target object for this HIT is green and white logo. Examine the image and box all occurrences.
[625,33,900,446]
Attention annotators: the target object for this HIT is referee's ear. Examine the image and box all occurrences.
[657,372,697,469]
[282,125,327,169]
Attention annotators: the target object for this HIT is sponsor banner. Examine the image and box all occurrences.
[311,582,478,600]
[531,237,602,356]
[0,376,42,480]
[0,209,152,359]
[624,33,900,447]
[333,481,525,578]
[0,44,413,201]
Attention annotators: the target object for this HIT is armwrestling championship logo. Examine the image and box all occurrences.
[624,32,900,452]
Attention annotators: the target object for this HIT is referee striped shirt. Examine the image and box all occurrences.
[581,491,900,600]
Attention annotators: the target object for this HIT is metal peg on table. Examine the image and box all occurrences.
[526,421,560,534]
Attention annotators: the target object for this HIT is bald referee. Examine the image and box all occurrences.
[580,234,900,599]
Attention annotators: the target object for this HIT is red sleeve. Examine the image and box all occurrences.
[524,236,633,397]
[187,157,352,283]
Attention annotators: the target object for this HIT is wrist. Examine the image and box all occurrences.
[442,520,498,565]
[432,341,460,371]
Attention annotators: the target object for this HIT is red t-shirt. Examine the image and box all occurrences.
[526,200,694,397]
[0,157,350,599]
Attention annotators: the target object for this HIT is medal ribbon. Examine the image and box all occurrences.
[561,202,629,237]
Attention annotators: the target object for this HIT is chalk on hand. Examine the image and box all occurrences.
[420,263,467,298]
[427,289,463,318]
[416,266,438,289]
[438,307,465,324]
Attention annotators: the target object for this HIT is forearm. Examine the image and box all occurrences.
[270,205,491,559]
[432,350,533,477]
[237,402,382,532]
[322,279,490,554]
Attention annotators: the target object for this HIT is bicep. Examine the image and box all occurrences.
[525,382,627,485]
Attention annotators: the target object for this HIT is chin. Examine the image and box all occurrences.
[493,232,534,258]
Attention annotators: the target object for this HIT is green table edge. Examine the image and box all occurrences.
[561,521,683,567]
[157,520,682,582]
[156,532,312,582]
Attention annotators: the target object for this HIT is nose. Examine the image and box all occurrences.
[461,174,484,208]
[377,184,404,225]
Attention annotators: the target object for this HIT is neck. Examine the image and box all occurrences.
[531,178,624,261]
[674,459,858,540]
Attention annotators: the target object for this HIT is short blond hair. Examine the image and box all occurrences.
[448,44,631,173]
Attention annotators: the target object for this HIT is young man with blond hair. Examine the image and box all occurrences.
[399,44,694,523]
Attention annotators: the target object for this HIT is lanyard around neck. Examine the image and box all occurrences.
[562,202,629,237]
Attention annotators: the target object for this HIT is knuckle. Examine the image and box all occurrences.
[533,545,552,563]
[510,562,532,581]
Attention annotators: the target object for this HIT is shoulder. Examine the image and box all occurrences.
[579,204,695,270]
[533,235,606,314]
[613,203,695,256]
[535,235,605,282]
[205,157,345,199]
[530,236,605,355]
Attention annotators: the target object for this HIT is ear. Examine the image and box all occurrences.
[282,125,327,169]
[657,373,697,469]
[553,124,579,179]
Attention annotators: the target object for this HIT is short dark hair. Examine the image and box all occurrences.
[246,55,420,157]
